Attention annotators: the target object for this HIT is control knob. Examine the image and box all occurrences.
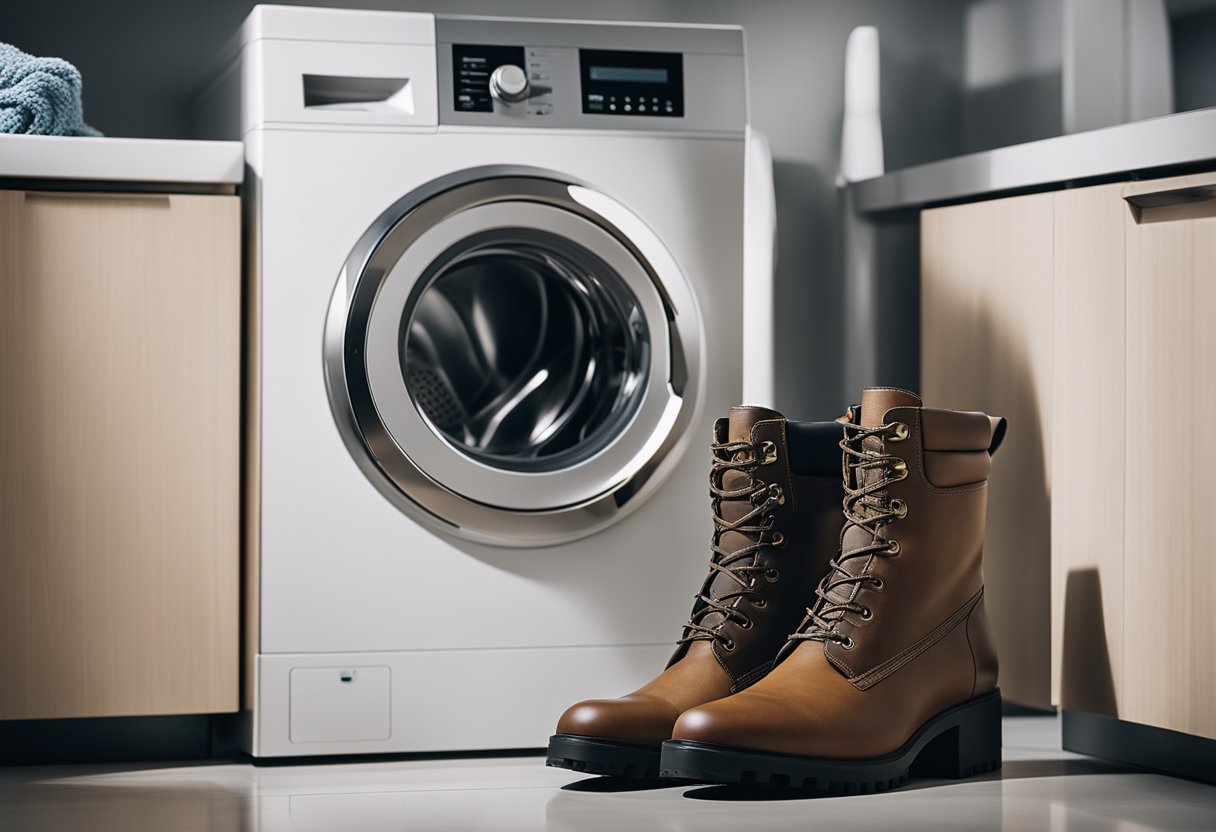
[489,64,530,103]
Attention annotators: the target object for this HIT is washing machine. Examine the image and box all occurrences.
[201,5,749,757]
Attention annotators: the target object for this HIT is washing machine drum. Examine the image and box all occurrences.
[325,172,701,547]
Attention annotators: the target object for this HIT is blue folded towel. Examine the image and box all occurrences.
[0,42,101,136]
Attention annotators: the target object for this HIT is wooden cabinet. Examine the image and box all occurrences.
[922,171,1216,742]
[1050,184,1127,719]
[1121,174,1216,739]
[921,193,1055,710]
[0,189,240,720]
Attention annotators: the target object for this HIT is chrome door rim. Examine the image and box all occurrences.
[323,167,703,547]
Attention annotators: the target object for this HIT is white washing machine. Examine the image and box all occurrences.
[202,5,749,757]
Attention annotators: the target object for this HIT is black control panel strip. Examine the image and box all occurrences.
[452,44,526,112]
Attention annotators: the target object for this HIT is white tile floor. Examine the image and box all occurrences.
[1,717,1212,831]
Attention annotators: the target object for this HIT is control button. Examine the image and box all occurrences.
[489,64,530,103]
[638,105,646,113]
[624,104,632,112]
[609,104,616,111]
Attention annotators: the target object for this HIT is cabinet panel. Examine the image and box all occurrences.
[921,193,1054,708]
[0,190,240,719]
[1122,173,1216,739]
[1050,184,1126,715]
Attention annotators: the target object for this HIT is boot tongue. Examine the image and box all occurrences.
[728,405,784,442]
[701,405,786,631]
[720,404,786,558]
[824,388,923,614]
[860,387,921,429]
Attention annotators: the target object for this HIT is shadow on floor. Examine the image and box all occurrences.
[560,776,683,793]
[679,756,1141,802]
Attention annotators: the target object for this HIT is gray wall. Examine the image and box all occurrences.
[1172,7,1216,111]
[5,0,970,418]
[961,0,1063,150]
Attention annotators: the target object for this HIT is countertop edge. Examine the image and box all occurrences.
[0,135,245,186]
[851,107,1216,215]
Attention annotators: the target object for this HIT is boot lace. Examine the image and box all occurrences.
[789,421,908,648]
[678,437,785,650]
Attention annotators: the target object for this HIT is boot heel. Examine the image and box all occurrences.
[910,690,1002,779]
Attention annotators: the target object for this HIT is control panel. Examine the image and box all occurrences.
[449,44,685,122]
[453,44,526,112]
[436,18,744,132]
[452,44,556,117]
[580,49,684,117]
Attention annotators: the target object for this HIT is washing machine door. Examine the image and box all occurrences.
[324,170,702,547]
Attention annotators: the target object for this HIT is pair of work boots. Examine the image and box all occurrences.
[547,387,1008,794]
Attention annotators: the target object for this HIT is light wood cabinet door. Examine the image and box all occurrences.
[1050,184,1127,717]
[1121,173,1216,740]
[0,189,240,720]
[921,192,1055,709]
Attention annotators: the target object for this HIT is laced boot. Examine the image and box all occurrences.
[661,387,1008,793]
[546,405,846,779]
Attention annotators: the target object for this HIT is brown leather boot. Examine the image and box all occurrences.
[546,406,846,779]
[661,387,1007,793]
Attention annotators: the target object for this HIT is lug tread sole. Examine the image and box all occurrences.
[546,734,662,780]
[659,690,1002,793]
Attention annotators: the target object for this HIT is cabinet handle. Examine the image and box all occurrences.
[24,191,171,206]
[1125,184,1216,224]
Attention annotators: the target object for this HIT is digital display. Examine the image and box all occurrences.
[589,66,669,84]
[580,49,684,117]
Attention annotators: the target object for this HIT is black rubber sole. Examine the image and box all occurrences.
[546,734,662,780]
[658,689,1002,793]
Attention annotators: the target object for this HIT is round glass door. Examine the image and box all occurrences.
[402,229,650,473]
[324,171,702,547]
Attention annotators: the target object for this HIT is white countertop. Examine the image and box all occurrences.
[0,134,244,185]
[851,106,1216,214]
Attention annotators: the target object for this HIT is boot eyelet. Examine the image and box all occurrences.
[739,617,754,630]
[890,460,908,480]
[722,638,736,652]
[870,577,885,590]
[840,636,855,649]
[770,532,786,548]
[887,422,910,442]
[769,483,785,505]
[759,441,778,465]
[890,498,908,519]
[886,539,901,556]
[753,597,768,608]
[764,568,781,583]
[859,607,872,621]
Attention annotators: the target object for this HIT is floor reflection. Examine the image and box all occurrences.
[0,718,1211,832]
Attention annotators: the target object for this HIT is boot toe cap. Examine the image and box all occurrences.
[671,693,803,754]
[556,696,680,747]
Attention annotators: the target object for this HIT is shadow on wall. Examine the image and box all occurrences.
[771,160,843,419]
[974,300,1052,710]
[922,268,1052,709]
[879,48,967,171]
[836,46,966,401]
[1060,567,1118,717]
[964,72,1062,152]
